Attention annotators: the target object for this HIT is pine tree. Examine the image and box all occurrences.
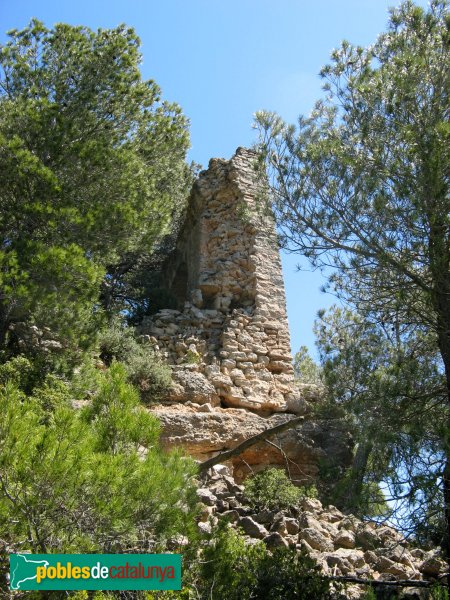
[256,0,450,563]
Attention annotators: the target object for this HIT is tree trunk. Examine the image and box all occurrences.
[427,188,450,583]
[341,440,373,513]
[436,299,450,586]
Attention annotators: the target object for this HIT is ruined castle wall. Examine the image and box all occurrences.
[142,147,296,413]
[139,147,353,481]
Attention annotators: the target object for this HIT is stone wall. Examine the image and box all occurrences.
[140,147,352,481]
[142,147,296,412]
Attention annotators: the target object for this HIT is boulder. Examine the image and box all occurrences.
[238,516,268,539]
[300,497,323,512]
[254,509,275,525]
[170,369,219,406]
[324,553,354,576]
[220,510,240,523]
[334,529,356,549]
[285,518,300,535]
[321,505,344,523]
[355,524,382,550]
[263,532,289,549]
[339,515,359,533]
[196,488,217,506]
[419,555,447,577]
[376,556,410,579]
[333,548,365,569]
[299,528,334,552]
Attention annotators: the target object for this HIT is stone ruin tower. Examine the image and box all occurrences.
[141,147,351,482]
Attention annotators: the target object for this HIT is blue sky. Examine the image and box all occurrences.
[0,0,429,358]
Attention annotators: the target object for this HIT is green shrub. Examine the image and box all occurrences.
[183,348,201,365]
[199,525,334,599]
[244,468,317,511]
[200,526,265,600]
[431,585,449,600]
[126,349,172,403]
[98,319,172,402]
[0,363,197,557]
[0,355,40,393]
[70,358,103,400]
[145,591,191,600]
[97,318,139,364]
[361,587,377,600]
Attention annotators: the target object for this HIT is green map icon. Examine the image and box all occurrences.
[10,554,50,590]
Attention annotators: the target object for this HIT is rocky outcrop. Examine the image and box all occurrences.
[196,465,447,599]
[150,401,351,483]
[140,147,352,480]
[8,322,64,353]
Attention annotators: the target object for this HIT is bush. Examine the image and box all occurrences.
[98,319,138,365]
[126,349,173,403]
[431,585,449,600]
[198,525,334,599]
[98,319,172,402]
[0,363,198,559]
[200,526,265,600]
[0,355,44,393]
[244,468,317,511]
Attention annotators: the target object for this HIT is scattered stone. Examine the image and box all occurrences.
[199,505,214,522]
[300,497,323,512]
[364,550,378,565]
[299,528,334,552]
[167,535,189,550]
[238,516,268,539]
[263,532,289,549]
[198,522,211,534]
[419,555,446,577]
[220,510,240,523]
[334,529,356,549]
[339,515,359,533]
[191,467,445,599]
[211,464,231,477]
[324,553,354,576]
[196,488,216,506]
[355,525,382,550]
[322,505,345,523]
[254,509,275,525]
[216,499,229,512]
[284,517,300,535]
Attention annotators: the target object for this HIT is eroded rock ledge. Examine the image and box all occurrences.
[151,401,351,484]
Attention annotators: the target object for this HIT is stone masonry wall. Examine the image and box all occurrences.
[139,147,352,480]
[142,147,296,413]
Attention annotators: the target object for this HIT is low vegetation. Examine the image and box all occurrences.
[244,468,317,512]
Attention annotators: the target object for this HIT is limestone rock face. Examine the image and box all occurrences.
[141,147,352,479]
[150,403,351,484]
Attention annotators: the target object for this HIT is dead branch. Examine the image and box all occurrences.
[198,416,304,472]
[326,574,447,588]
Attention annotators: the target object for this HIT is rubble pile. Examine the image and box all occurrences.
[196,465,446,599]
